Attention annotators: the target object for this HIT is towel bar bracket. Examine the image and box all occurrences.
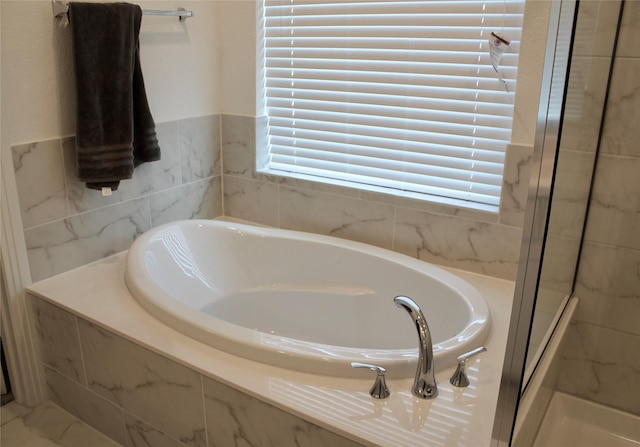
[52,0,68,18]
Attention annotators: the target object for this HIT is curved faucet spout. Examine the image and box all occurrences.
[394,295,438,399]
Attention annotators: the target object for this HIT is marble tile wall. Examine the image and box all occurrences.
[527,1,617,366]
[221,115,529,281]
[14,114,529,284]
[32,296,363,447]
[557,0,640,416]
[12,115,223,282]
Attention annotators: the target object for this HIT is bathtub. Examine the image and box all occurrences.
[125,219,490,378]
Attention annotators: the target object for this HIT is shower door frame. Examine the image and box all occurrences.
[490,0,576,445]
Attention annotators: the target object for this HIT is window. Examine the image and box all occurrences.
[261,0,524,209]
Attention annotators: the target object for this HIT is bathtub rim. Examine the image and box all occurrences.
[125,219,492,379]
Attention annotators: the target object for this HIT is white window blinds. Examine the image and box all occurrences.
[262,0,523,208]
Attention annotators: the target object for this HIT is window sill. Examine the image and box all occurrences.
[255,168,501,223]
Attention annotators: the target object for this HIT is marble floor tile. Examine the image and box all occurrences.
[1,401,122,447]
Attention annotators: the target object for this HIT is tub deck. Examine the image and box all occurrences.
[28,251,514,447]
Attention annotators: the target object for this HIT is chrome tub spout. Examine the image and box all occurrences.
[394,295,438,399]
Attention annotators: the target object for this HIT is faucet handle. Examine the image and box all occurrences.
[351,362,390,399]
[449,346,487,387]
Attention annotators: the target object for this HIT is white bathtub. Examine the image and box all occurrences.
[125,220,490,378]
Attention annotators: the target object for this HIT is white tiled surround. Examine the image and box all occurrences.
[28,252,514,447]
[13,110,530,284]
[556,0,640,416]
[12,115,223,282]
[11,139,68,229]
[78,319,208,446]
[523,0,616,378]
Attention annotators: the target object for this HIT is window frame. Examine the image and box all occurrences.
[257,0,525,213]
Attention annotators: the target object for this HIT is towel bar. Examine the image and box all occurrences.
[52,1,194,21]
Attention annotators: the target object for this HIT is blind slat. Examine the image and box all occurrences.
[266,99,515,129]
[266,88,515,117]
[270,145,505,179]
[265,78,516,102]
[267,130,506,164]
[268,116,512,138]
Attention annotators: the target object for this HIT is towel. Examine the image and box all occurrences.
[69,2,160,191]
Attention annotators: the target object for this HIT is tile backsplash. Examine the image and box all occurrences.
[12,115,223,282]
[14,113,529,283]
[221,114,529,281]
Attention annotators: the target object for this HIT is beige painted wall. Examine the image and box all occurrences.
[1,0,221,145]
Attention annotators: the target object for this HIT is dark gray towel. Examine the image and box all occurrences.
[69,2,160,191]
